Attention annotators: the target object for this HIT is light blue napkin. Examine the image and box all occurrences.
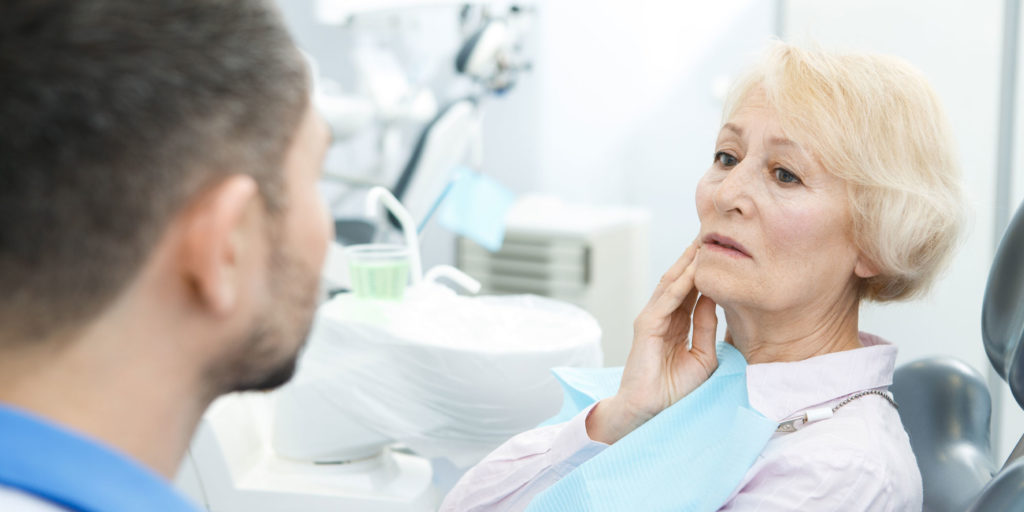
[438,166,516,252]
[526,343,777,512]
[538,366,624,428]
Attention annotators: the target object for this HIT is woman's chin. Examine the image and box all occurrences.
[694,267,738,307]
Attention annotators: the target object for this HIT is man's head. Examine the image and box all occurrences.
[0,0,331,394]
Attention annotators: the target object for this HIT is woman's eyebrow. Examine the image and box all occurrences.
[768,136,798,148]
[722,122,804,154]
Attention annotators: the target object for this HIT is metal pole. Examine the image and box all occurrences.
[996,0,1021,238]
[990,0,1021,462]
[774,0,786,38]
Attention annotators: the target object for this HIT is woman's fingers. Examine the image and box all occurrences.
[679,286,700,323]
[650,257,699,319]
[691,295,718,360]
[647,241,699,306]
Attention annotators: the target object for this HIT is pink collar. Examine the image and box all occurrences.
[744,332,898,422]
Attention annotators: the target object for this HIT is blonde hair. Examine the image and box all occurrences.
[723,42,965,302]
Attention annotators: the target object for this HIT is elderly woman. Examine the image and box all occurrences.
[441,43,963,511]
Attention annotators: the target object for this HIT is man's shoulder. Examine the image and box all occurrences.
[0,486,69,512]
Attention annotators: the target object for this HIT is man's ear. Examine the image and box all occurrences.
[178,175,260,315]
[854,254,880,279]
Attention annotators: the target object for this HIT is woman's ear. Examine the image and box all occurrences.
[854,255,880,279]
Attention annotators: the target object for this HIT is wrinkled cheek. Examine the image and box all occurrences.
[773,207,833,251]
[767,207,853,280]
[695,177,715,221]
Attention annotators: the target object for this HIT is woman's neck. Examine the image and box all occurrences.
[723,290,864,365]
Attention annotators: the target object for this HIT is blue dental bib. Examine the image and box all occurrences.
[527,342,776,512]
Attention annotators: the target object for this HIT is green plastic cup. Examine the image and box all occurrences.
[347,244,410,301]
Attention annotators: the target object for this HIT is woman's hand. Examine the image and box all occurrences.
[586,241,720,444]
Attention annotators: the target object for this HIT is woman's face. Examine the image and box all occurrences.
[694,90,874,314]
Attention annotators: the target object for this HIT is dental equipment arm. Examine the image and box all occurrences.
[365,186,422,285]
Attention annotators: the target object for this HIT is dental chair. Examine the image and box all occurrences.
[890,197,1024,511]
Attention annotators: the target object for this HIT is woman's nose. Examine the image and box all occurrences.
[712,161,755,216]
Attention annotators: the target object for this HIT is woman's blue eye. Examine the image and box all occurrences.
[775,168,801,184]
[715,152,738,167]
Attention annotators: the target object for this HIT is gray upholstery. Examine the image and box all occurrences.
[970,196,1024,510]
[982,195,1024,409]
[891,358,995,511]
[968,459,1024,512]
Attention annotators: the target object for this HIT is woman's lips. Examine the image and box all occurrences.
[702,234,752,258]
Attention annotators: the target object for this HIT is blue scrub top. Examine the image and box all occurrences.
[0,403,201,512]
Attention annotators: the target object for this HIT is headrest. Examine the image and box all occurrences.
[983,199,1024,408]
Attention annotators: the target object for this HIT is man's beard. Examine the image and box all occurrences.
[208,244,321,395]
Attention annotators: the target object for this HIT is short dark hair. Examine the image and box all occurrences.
[0,0,309,341]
